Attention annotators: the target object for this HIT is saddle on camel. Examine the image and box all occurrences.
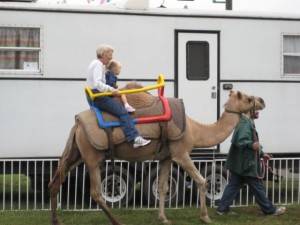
[49,74,266,225]
[80,75,185,159]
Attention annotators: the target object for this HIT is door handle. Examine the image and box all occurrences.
[211,92,217,99]
[211,86,216,99]
[223,83,233,90]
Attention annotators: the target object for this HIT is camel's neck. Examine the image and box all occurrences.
[189,111,241,148]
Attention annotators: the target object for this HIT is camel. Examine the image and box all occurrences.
[48,89,265,225]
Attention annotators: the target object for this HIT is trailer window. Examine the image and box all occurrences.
[186,41,209,80]
[282,34,300,77]
[0,26,42,76]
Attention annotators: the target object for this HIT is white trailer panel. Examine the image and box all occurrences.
[0,2,300,158]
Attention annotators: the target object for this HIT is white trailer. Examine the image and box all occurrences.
[1,2,300,203]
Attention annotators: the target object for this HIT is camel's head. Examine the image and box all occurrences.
[225,90,266,114]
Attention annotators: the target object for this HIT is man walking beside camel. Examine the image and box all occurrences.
[216,110,286,216]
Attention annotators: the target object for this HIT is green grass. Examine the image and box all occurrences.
[1,205,300,225]
[1,174,300,225]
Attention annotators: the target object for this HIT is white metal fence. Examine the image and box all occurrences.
[1,158,299,211]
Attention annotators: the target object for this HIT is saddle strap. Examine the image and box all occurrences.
[154,122,170,160]
[105,128,115,174]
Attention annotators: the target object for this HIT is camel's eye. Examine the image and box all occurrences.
[247,97,253,103]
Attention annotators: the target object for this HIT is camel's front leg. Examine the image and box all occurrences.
[157,159,172,224]
[173,154,212,224]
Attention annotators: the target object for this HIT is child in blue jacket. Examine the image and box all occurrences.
[106,60,135,113]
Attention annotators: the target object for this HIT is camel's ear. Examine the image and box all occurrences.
[237,91,242,99]
[229,90,233,97]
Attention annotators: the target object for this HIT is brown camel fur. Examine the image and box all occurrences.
[48,89,265,225]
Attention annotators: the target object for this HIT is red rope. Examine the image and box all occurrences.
[252,118,266,179]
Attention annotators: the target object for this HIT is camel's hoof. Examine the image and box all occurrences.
[51,219,59,225]
[162,219,172,224]
[158,217,172,224]
[112,222,125,225]
[200,216,212,224]
[52,222,61,225]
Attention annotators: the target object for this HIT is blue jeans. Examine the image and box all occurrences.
[93,96,139,142]
[217,172,276,214]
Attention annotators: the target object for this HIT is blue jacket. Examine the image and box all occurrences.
[106,71,118,88]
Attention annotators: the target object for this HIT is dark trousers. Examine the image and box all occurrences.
[217,172,276,214]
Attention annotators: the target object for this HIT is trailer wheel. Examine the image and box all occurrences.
[99,166,134,207]
[200,165,227,204]
[143,166,184,206]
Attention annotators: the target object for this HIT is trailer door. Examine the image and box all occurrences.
[176,31,219,124]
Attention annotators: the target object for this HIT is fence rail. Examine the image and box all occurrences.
[1,158,299,211]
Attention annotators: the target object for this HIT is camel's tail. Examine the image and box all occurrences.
[49,122,80,190]
[60,122,80,167]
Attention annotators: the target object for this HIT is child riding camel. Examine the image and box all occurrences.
[106,60,136,113]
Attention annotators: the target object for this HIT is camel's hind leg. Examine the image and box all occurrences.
[75,125,124,225]
[86,163,125,225]
[173,153,212,224]
[157,158,172,224]
[48,123,82,225]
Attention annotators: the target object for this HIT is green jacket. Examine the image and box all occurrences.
[224,115,265,177]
